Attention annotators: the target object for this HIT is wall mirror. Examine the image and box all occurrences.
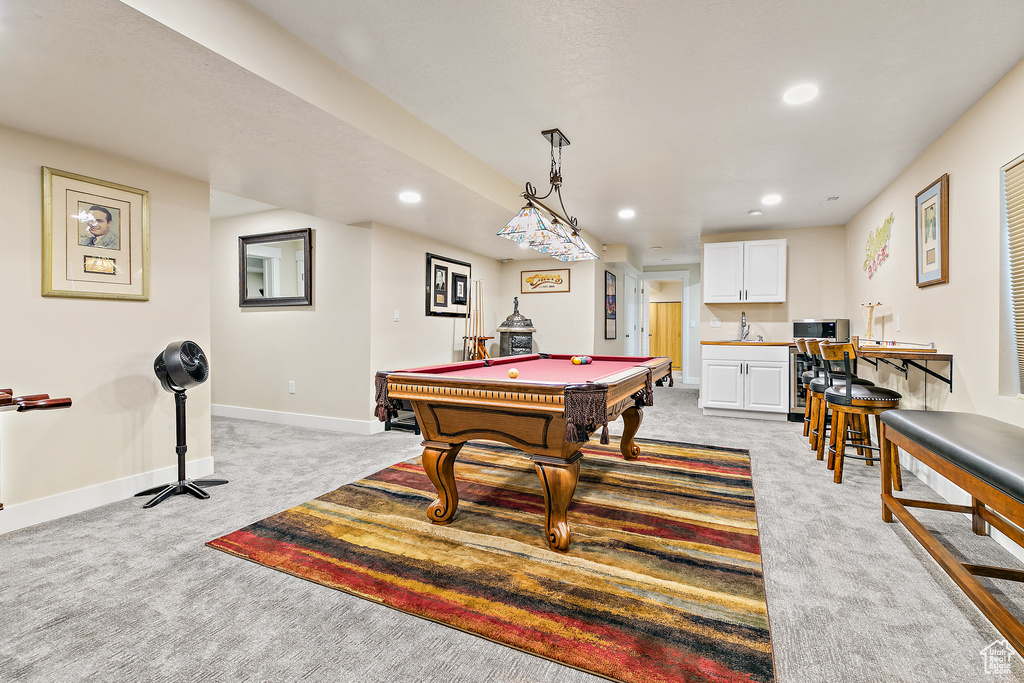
[238,228,313,307]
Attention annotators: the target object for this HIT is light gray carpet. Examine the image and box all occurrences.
[1,386,1023,681]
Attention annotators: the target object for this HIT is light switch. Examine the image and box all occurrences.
[288,381,296,394]
[896,315,901,332]
[689,320,696,328]
[394,309,400,322]
[710,316,721,328]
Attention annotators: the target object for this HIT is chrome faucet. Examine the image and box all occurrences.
[740,311,750,341]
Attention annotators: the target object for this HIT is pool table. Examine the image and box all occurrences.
[374,353,672,551]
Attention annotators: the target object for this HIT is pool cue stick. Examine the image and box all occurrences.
[463,282,471,360]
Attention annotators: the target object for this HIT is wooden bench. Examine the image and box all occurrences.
[880,410,1024,655]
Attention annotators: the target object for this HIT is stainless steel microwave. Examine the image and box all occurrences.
[793,318,850,342]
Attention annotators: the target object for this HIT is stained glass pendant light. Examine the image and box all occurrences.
[497,129,598,262]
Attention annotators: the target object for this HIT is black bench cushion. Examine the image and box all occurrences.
[881,410,1024,504]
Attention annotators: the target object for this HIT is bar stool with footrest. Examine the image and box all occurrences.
[806,339,874,458]
[820,341,903,486]
[795,339,821,439]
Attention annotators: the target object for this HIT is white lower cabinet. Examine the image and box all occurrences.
[701,345,789,420]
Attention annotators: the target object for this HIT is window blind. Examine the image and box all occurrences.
[1005,156,1024,390]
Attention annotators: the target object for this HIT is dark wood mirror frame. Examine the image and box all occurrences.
[238,228,313,308]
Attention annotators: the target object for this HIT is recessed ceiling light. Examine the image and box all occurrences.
[399,191,421,203]
[762,194,782,205]
[748,209,763,216]
[783,83,818,105]
[618,208,635,219]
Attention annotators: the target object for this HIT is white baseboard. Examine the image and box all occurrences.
[685,375,700,385]
[899,450,1024,564]
[701,407,789,421]
[0,457,214,536]
[211,404,384,435]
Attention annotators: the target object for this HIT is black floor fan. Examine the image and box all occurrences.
[136,341,228,509]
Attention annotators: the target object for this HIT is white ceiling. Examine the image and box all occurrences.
[3,1,1024,265]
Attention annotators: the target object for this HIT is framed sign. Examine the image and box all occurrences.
[915,174,949,287]
[605,270,616,339]
[520,268,570,293]
[42,167,149,300]
[426,253,471,317]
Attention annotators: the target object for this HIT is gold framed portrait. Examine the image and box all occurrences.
[42,167,150,300]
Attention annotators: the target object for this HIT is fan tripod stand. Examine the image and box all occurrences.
[135,390,227,509]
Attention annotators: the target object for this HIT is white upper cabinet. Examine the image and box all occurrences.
[703,238,787,303]
[702,242,745,303]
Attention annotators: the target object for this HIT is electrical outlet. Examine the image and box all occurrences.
[710,316,721,328]
[288,381,295,394]
[394,309,400,322]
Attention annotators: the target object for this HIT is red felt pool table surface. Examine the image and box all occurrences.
[401,354,660,383]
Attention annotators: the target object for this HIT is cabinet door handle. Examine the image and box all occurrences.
[745,289,748,300]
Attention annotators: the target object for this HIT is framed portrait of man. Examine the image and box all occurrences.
[42,167,149,301]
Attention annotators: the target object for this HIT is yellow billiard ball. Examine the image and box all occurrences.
[507,368,519,378]
[572,356,582,365]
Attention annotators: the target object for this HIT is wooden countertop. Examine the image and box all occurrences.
[852,337,952,361]
[855,348,953,361]
[701,341,795,347]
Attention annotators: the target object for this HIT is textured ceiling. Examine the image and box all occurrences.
[2,1,1023,265]
[244,0,1024,263]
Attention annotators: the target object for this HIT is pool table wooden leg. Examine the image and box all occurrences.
[535,460,581,552]
[422,441,464,525]
[620,405,643,460]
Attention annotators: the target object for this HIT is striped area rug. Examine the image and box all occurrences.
[208,438,774,683]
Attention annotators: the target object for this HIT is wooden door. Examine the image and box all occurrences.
[649,302,682,371]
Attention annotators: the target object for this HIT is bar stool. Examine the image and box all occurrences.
[794,339,820,438]
[820,341,903,487]
[807,339,874,458]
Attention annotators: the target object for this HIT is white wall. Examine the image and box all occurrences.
[844,58,1024,421]
[649,280,683,302]
[701,226,847,343]
[210,210,372,424]
[594,262,629,356]
[369,222,503,373]
[0,124,211,512]
[498,257,598,355]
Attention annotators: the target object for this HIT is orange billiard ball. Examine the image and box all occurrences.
[507,368,519,378]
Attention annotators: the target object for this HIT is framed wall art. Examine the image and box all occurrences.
[426,253,471,317]
[605,270,616,339]
[915,173,949,287]
[42,167,150,300]
[520,268,570,293]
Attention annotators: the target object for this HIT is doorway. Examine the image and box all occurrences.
[641,271,691,382]
[650,301,681,371]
